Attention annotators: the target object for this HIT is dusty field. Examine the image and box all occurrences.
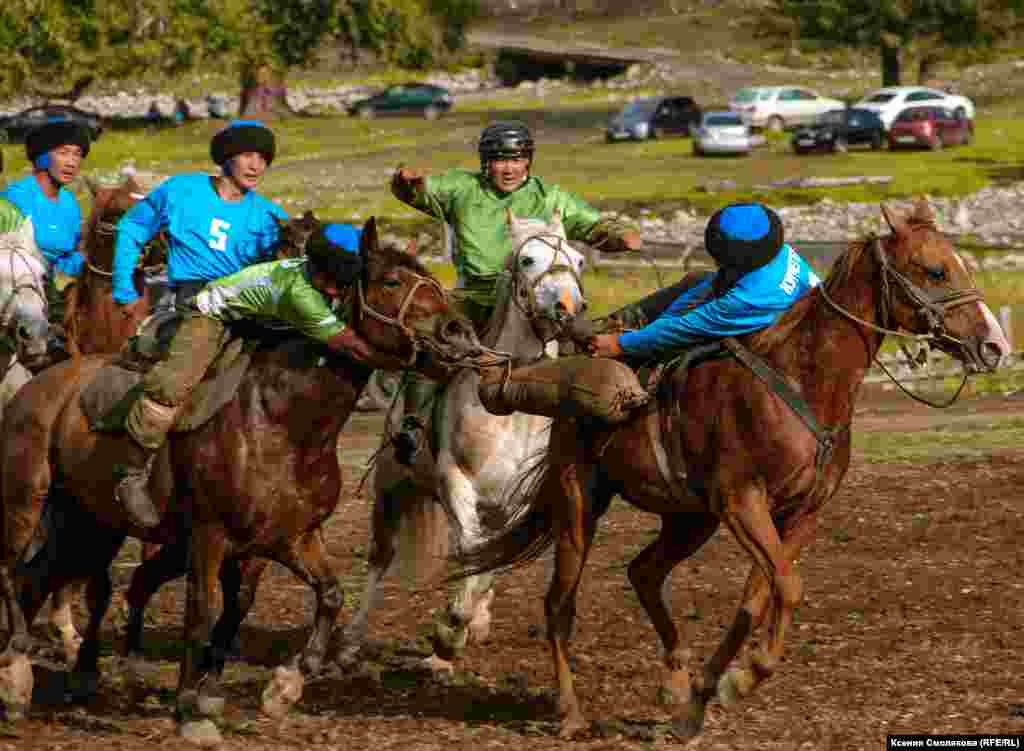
[5,391,1024,751]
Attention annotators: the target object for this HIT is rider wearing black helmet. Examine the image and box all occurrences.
[388,119,642,465]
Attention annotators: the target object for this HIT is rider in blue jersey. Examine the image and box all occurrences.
[112,120,288,316]
[588,203,820,360]
[1,117,91,317]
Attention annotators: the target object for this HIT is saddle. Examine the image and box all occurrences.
[81,311,255,435]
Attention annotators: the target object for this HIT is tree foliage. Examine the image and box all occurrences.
[0,0,481,99]
[770,0,1024,85]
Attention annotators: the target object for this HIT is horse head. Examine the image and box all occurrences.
[873,199,1010,372]
[504,209,587,344]
[353,217,486,382]
[274,210,320,260]
[0,220,49,369]
[83,175,148,273]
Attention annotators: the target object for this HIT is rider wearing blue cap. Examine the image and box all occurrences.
[588,203,821,359]
[1,117,91,313]
[115,221,397,528]
[112,120,288,316]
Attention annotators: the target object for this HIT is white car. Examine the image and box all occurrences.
[693,111,751,156]
[853,86,975,130]
[728,86,845,131]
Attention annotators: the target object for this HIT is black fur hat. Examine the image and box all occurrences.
[26,118,92,163]
[704,203,784,295]
[210,120,276,166]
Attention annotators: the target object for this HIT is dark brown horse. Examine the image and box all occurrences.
[454,201,1011,740]
[0,217,486,740]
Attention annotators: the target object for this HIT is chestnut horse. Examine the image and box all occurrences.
[453,201,1011,739]
[0,217,488,741]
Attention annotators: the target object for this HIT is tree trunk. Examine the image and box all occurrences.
[881,44,901,87]
[238,64,294,119]
[918,53,939,85]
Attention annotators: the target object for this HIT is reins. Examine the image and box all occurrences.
[817,235,983,408]
[0,243,48,379]
[509,232,586,323]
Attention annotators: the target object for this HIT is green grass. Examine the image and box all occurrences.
[853,416,1024,464]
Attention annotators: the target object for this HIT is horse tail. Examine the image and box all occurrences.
[394,491,450,588]
[449,447,556,581]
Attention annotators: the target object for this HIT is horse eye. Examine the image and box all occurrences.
[520,257,535,268]
[926,266,947,282]
[383,280,402,288]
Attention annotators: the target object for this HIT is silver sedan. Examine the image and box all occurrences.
[693,111,752,156]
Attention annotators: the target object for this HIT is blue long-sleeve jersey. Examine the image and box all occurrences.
[112,173,288,304]
[1,175,84,277]
[619,244,821,359]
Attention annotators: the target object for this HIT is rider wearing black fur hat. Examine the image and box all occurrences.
[112,119,287,317]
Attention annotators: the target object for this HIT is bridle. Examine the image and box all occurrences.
[817,233,984,406]
[509,232,586,329]
[83,192,164,278]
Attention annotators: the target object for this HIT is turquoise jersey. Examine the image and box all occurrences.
[1,175,83,276]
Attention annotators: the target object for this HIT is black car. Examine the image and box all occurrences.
[605,96,702,142]
[348,83,453,120]
[791,107,885,154]
[0,104,105,144]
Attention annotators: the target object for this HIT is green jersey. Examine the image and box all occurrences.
[194,258,347,344]
[399,171,626,306]
[0,197,26,235]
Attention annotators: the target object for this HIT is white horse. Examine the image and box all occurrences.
[340,210,587,673]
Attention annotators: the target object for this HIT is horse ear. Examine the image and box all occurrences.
[550,209,564,234]
[880,203,905,236]
[360,217,379,268]
[506,207,516,228]
[405,238,418,256]
[302,210,315,224]
[911,196,936,226]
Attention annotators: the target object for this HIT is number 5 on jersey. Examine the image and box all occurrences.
[209,218,231,251]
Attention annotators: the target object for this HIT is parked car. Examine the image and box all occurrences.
[693,111,751,156]
[853,86,975,131]
[605,95,701,142]
[728,86,845,131]
[0,104,104,144]
[791,107,886,154]
[887,106,974,150]
[347,83,453,120]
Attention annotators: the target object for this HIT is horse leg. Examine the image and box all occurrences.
[67,552,122,703]
[261,528,343,719]
[626,512,719,712]
[47,583,84,663]
[205,557,267,674]
[124,538,188,655]
[682,486,804,739]
[337,481,403,665]
[547,459,597,740]
[715,513,818,706]
[176,522,227,737]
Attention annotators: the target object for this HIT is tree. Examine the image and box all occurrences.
[771,0,1024,87]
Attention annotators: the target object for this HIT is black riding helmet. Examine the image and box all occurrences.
[306,223,364,287]
[479,121,534,171]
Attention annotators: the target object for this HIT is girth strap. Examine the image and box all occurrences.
[720,337,846,482]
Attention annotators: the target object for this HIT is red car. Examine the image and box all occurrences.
[888,106,973,150]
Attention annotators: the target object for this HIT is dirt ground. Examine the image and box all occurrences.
[5,389,1024,751]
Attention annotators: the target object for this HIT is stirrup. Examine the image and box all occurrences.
[114,455,161,529]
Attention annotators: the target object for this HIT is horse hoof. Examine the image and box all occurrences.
[420,654,454,678]
[717,667,755,707]
[66,671,100,704]
[672,702,706,741]
[334,644,360,668]
[261,666,303,718]
[0,654,33,720]
[558,714,589,740]
[197,694,225,719]
[177,718,222,747]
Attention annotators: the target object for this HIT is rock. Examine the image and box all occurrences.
[261,665,304,718]
[0,653,32,721]
[177,718,223,747]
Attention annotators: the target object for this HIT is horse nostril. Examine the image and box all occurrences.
[981,341,1005,369]
[16,325,31,341]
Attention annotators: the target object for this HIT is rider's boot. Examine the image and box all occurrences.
[393,373,437,467]
[116,395,178,529]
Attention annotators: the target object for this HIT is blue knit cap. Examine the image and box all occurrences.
[705,202,784,296]
[324,223,362,253]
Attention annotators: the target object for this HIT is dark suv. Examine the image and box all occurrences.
[605,96,701,142]
[348,83,453,120]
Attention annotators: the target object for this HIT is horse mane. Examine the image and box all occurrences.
[369,244,433,279]
[0,219,46,269]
